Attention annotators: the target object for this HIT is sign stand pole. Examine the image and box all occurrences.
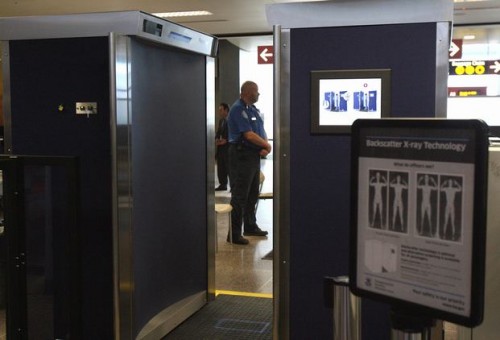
[390,308,435,340]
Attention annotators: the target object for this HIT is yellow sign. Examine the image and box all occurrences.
[450,60,490,75]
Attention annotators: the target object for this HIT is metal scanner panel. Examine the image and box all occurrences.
[470,143,500,339]
[444,142,500,339]
[0,11,217,57]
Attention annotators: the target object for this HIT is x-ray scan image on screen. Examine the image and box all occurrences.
[319,78,381,126]
[310,69,391,134]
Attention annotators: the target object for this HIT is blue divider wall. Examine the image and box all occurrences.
[288,23,439,339]
[9,37,113,338]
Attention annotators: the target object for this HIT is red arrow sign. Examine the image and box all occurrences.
[449,39,462,59]
[257,45,274,64]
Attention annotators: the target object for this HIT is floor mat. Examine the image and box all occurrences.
[164,294,272,340]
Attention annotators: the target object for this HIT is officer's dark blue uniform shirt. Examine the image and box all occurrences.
[227,99,267,149]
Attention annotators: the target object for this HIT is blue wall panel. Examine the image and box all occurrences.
[289,23,438,339]
[10,37,112,338]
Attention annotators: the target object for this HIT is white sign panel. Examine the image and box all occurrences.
[351,119,488,327]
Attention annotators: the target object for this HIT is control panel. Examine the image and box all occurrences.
[76,102,97,115]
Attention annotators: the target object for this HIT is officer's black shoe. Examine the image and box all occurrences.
[227,235,249,245]
[215,186,227,191]
[243,226,268,237]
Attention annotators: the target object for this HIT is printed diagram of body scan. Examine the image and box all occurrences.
[439,175,463,242]
[368,170,388,229]
[416,173,439,237]
[368,169,409,233]
[415,173,463,242]
[388,171,409,233]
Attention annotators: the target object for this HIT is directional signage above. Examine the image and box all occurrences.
[449,60,500,75]
[257,45,274,64]
[449,39,463,59]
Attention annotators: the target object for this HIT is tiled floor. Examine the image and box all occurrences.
[214,159,273,295]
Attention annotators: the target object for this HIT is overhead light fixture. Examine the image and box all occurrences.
[463,35,476,40]
[153,11,213,18]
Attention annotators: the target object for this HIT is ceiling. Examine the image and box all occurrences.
[1,0,500,49]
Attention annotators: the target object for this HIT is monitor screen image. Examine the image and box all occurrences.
[311,69,391,134]
[319,78,382,126]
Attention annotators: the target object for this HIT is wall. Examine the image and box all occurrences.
[8,37,113,338]
[216,40,240,109]
[240,43,274,139]
[287,23,440,339]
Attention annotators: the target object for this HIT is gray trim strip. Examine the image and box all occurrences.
[266,0,453,29]
[109,32,119,340]
[136,291,207,339]
[274,25,291,340]
[436,21,451,118]
[110,33,134,340]
[0,11,217,57]
[206,57,216,301]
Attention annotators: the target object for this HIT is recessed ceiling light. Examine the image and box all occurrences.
[153,11,213,18]
[463,35,476,40]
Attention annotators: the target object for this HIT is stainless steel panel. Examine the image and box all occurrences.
[266,0,453,29]
[136,291,206,340]
[136,12,217,57]
[470,145,500,339]
[332,276,361,340]
[110,33,134,340]
[436,21,450,117]
[443,144,500,340]
[443,322,472,340]
[0,12,139,40]
[206,56,216,300]
[274,25,291,340]
[0,11,217,57]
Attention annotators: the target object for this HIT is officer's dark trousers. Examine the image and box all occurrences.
[228,145,261,237]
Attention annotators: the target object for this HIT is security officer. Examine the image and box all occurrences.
[227,81,272,245]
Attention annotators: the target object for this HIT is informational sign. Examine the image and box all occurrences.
[257,45,274,64]
[448,87,487,97]
[449,60,500,75]
[350,119,489,327]
[449,39,463,59]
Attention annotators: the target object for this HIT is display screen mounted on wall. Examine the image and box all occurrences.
[349,119,489,327]
[311,69,391,134]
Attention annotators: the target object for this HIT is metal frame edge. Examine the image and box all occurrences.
[274,25,291,340]
[110,32,134,340]
[436,21,451,118]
